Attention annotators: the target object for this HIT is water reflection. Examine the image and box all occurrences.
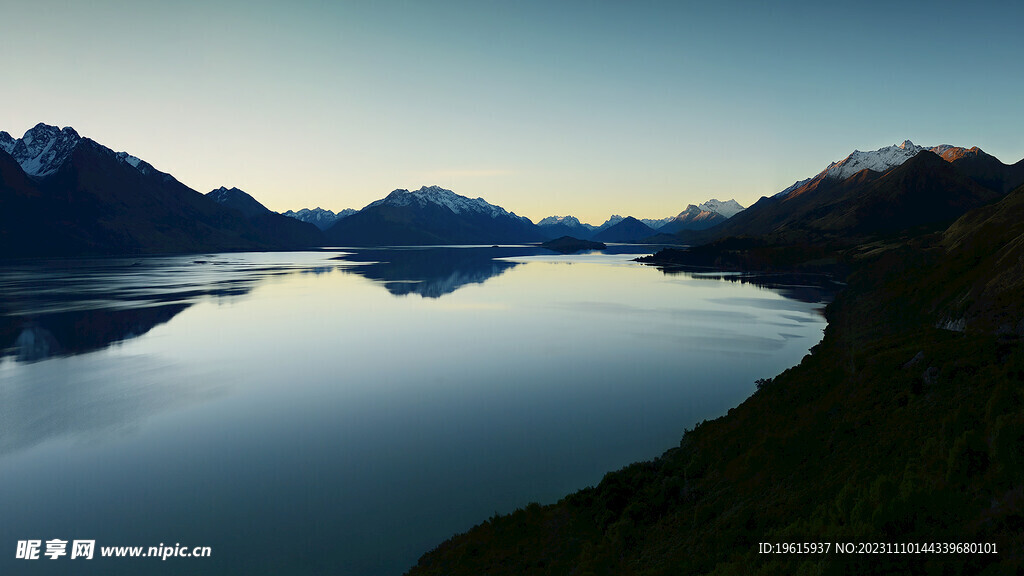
[332,244,679,298]
[334,246,542,298]
[0,253,343,361]
[647,266,838,306]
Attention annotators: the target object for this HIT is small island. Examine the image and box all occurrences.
[539,236,607,254]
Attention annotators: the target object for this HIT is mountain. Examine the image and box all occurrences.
[694,142,1019,247]
[283,207,356,231]
[807,151,1001,236]
[206,186,323,248]
[539,236,606,254]
[590,216,657,243]
[935,146,1024,194]
[696,198,744,218]
[206,186,271,219]
[640,216,674,230]
[324,185,545,246]
[814,139,926,182]
[775,140,1024,201]
[657,205,725,233]
[596,215,625,231]
[0,123,319,256]
[654,199,745,235]
[537,215,597,239]
[0,124,86,178]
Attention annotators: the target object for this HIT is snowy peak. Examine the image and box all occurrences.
[538,215,585,227]
[368,185,527,221]
[771,139,1005,201]
[0,131,16,154]
[775,140,994,199]
[822,141,925,181]
[774,178,812,198]
[283,207,356,230]
[696,198,744,218]
[1,123,155,178]
[675,204,717,220]
[597,215,625,230]
[3,123,82,177]
[641,216,674,229]
[116,151,142,169]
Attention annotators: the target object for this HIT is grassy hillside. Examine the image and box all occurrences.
[406,187,1024,575]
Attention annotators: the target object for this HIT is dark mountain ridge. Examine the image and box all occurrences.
[206,186,324,248]
[0,125,324,257]
[590,216,657,243]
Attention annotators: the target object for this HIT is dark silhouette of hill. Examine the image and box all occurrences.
[539,236,606,253]
[206,186,324,248]
[590,216,657,243]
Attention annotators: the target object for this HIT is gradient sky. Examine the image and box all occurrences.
[3,0,1022,224]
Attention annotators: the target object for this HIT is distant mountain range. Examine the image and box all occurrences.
[283,207,357,230]
[6,124,1022,256]
[536,199,746,241]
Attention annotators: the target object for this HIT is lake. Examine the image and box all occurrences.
[0,246,830,575]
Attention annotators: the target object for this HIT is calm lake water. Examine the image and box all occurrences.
[0,247,830,575]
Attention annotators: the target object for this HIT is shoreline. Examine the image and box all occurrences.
[406,220,1024,574]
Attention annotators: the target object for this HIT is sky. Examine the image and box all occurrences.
[2,0,1023,224]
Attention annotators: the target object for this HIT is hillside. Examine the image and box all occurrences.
[0,125,324,256]
[406,186,1024,575]
[591,216,657,243]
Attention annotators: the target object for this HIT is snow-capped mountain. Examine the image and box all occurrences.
[774,177,813,198]
[774,140,1000,199]
[0,123,154,178]
[597,215,625,231]
[536,215,599,239]
[658,205,725,234]
[0,123,82,177]
[821,140,925,181]
[325,185,545,246]
[537,215,589,228]
[366,185,533,223]
[641,216,675,230]
[696,198,745,218]
[283,207,356,230]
